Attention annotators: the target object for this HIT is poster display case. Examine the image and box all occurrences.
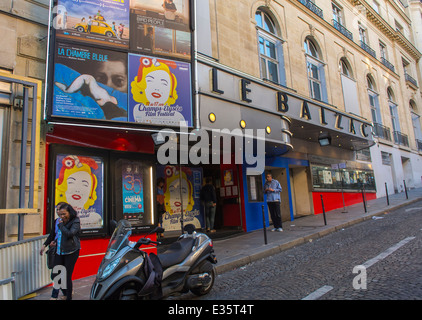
[111,156,156,233]
[47,0,193,127]
[310,164,376,192]
[48,145,156,237]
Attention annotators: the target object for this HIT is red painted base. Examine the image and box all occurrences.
[312,191,376,215]
[72,233,157,280]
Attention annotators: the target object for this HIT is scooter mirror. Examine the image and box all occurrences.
[155,227,165,234]
[183,224,196,234]
[109,220,118,234]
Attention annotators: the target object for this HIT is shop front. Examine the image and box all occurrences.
[45,124,160,279]
[44,0,197,279]
[196,55,375,232]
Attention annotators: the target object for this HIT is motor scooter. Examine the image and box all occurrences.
[90,220,217,300]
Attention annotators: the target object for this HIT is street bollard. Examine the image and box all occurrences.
[403,180,408,199]
[320,195,327,226]
[261,205,268,245]
[362,184,367,213]
[385,183,390,205]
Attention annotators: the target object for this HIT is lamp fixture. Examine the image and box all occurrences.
[208,113,216,123]
[318,132,332,146]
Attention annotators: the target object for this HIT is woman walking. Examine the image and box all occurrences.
[40,202,81,300]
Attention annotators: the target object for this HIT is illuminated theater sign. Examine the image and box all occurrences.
[197,61,373,150]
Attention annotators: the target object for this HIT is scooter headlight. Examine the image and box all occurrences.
[99,257,121,280]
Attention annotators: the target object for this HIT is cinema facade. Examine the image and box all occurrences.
[194,56,375,232]
[2,0,422,283]
[192,0,422,233]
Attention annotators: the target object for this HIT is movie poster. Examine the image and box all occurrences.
[128,53,192,126]
[121,160,145,222]
[55,0,130,48]
[157,165,203,231]
[55,154,104,231]
[52,42,128,121]
[129,0,191,60]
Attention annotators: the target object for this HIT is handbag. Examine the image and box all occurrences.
[46,245,56,269]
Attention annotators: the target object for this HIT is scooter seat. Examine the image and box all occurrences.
[158,237,195,269]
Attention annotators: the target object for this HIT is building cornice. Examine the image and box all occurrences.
[349,0,421,61]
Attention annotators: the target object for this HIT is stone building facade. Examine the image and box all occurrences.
[0,0,421,243]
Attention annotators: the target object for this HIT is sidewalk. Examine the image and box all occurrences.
[30,187,422,300]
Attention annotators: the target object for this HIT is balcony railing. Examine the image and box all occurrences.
[373,123,391,141]
[332,20,353,41]
[416,139,422,152]
[298,0,324,19]
[405,73,418,87]
[360,41,377,59]
[393,131,409,147]
[380,57,395,73]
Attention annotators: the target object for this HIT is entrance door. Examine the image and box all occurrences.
[401,156,413,189]
[289,166,313,217]
[203,164,242,230]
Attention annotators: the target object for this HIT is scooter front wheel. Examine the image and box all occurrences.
[190,261,215,296]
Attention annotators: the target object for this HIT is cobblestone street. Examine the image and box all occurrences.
[186,200,422,300]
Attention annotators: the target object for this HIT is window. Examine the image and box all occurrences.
[367,75,381,124]
[388,87,400,133]
[332,3,343,25]
[255,9,285,85]
[340,58,351,77]
[359,26,367,44]
[379,41,387,59]
[381,151,391,165]
[395,20,403,33]
[304,37,326,102]
[372,1,380,14]
[340,58,360,115]
[402,58,409,74]
[410,100,422,141]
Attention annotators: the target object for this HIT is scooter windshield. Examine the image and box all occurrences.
[104,220,132,260]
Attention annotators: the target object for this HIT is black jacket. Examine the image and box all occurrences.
[200,184,216,203]
[44,217,81,254]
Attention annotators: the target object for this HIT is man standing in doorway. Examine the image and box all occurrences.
[200,177,217,233]
[264,172,283,232]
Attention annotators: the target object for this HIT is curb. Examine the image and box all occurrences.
[215,196,422,275]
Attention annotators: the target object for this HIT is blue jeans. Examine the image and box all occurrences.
[204,201,216,230]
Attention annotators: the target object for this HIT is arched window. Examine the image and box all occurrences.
[255,9,285,85]
[339,57,360,115]
[409,100,417,112]
[304,38,319,58]
[304,37,327,102]
[387,87,395,102]
[410,100,422,145]
[340,58,351,77]
[255,9,276,34]
[367,75,381,125]
[387,87,400,137]
[367,75,375,91]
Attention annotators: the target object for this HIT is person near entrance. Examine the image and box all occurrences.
[200,177,217,233]
[264,172,283,232]
[156,177,166,237]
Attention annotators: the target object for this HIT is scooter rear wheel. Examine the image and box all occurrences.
[190,261,215,296]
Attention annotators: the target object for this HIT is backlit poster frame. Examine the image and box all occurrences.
[52,42,128,121]
[55,0,130,49]
[128,53,193,126]
[49,145,109,237]
[111,154,156,233]
[46,0,194,128]
[129,0,191,60]
[156,165,204,231]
